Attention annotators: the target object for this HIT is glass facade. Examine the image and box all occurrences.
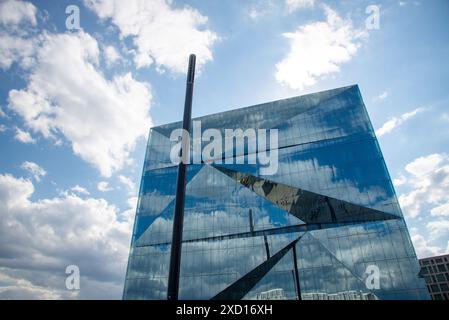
[123,85,429,300]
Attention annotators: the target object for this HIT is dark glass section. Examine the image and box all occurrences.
[212,238,301,300]
[213,165,398,224]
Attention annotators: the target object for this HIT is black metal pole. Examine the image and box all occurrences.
[167,54,196,301]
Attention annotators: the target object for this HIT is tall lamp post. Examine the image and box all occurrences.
[167,54,196,301]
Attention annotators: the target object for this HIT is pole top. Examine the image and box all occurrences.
[187,54,196,84]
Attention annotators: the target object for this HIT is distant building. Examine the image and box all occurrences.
[302,291,378,300]
[419,254,449,300]
[255,289,287,300]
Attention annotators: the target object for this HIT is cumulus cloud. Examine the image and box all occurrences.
[275,6,366,90]
[0,173,135,299]
[7,31,153,177]
[14,127,35,144]
[84,0,218,73]
[248,7,263,20]
[427,220,449,241]
[411,233,445,258]
[396,154,449,257]
[393,174,407,187]
[285,0,315,13]
[247,0,275,21]
[97,181,113,192]
[376,91,388,101]
[118,175,137,196]
[20,161,46,182]
[0,0,37,27]
[0,0,38,70]
[71,185,90,196]
[0,32,37,70]
[103,45,121,66]
[375,107,425,137]
[0,269,81,300]
[398,154,449,219]
[430,203,449,217]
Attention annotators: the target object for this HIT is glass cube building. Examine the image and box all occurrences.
[123,85,429,300]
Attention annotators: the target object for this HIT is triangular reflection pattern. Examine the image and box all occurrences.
[208,166,399,300]
[213,165,398,225]
[212,237,302,300]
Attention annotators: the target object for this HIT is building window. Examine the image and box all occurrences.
[431,284,439,293]
[437,264,446,272]
[440,283,449,292]
[436,274,445,282]
[424,275,432,283]
[434,294,443,300]
[422,260,430,266]
[436,258,443,263]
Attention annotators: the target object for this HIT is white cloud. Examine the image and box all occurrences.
[20,161,46,182]
[0,0,38,71]
[0,173,135,299]
[97,181,113,192]
[427,220,449,241]
[275,6,366,90]
[0,106,6,117]
[411,233,444,258]
[71,185,90,196]
[405,153,443,177]
[14,127,35,144]
[8,31,153,177]
[84,0,218,73]
[0,33,37,70]
[377,91,388,100]
[0,0,37,27]
[0,270,73,300]
[0,267,86,300]
[393,174,407,187]
[247,0,275,21]
[103,45,121,66]
[0,124,6,132]
[397,154,449,219]
[118,175,137,196]
[375,107,425,137]
[248,7,263,20]
[431,203,449,217]
[285,0,315,13]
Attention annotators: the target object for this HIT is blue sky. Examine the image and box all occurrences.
[0,0,448,299]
